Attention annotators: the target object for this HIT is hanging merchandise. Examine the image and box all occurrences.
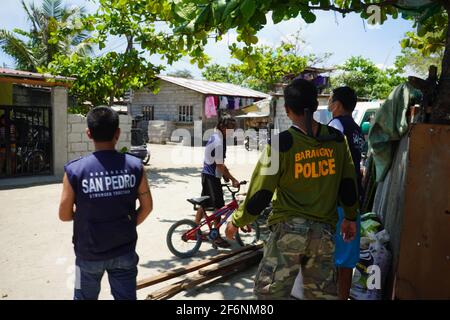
[227,97,235,110]
[234,97,240,110]
[214,96,219,108]
[350,212,392,301]
[368,83,421,182]
[205,96,217,119]
[219,96,228,109]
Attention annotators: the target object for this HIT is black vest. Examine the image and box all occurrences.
[65,150,143,261]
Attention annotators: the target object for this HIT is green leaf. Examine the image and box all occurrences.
[173,3,197,21]
[272,8,286,24]
[212,0,227,24]
[301,10,316,24]
[195,5,211,29]
[240,0,256,22]
[249,35,258,44]
[223,0,240,19]
[417,23,427,37]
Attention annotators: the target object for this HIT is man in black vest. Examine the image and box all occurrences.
[59,107,153,300]
[328,86,364,300]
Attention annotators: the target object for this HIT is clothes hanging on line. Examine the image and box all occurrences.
[234,97,240,110]
[205,95,217,118]
[227,97,235,110]
[219,96,228,109]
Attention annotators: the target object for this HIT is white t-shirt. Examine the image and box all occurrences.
[328,118,344,133]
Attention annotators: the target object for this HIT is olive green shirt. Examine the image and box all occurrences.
[232,125,359,227]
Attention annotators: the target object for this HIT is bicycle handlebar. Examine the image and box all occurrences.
[221,180,247,195]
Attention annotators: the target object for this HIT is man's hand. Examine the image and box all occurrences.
[225,221,238,240]
[231,178,240,188]
[341,219,357,242]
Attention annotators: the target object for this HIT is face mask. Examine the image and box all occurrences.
[327,101,334,112]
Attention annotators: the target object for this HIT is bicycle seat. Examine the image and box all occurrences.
[187,196,210,206]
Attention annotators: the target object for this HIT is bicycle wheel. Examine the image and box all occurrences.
[166,219,202,258]
[235,221,260,247]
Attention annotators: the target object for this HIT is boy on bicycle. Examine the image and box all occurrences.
[196,116,240,248]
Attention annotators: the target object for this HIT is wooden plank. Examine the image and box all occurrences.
[147,250,262,300]
[396,124,450,299]
[197,250,262,277]
[145,250,263,300]
[137,243,263,290]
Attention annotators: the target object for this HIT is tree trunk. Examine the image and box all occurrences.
[431,4,450,124]
[108,35,133,107]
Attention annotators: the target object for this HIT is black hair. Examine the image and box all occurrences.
[283,79,318,116]
[332,86,357,112]
[86,106,119,142]
[216,115,236,129]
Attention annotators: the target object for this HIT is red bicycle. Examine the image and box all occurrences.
[166,181,261,258]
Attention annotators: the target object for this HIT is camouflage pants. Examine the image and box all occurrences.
[254,217,337,300]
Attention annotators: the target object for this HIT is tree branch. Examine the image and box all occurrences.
[109,34,133,106]
[305,0,400,14]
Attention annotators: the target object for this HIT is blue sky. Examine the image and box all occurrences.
[0,0,415,78]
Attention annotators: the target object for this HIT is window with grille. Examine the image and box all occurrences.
[142,105,154,121]
[178,105,193,122]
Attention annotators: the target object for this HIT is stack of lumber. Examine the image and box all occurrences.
[137,244,263,300]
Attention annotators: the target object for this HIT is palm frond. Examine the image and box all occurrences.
[21,0,40,33]
[61,5,84,23]
[0,29,37,71]
[71,32,90,47]
[12,28,32,39]
[42,0,64,20]
[71,40,94,57]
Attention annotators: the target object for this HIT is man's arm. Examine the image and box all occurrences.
[136,167,153,226]
[216,164,239,187]
[59,173,75,222]
[339,138,359,241]
[226,144,280,239]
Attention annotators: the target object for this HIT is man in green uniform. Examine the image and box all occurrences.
[225,79,358,300]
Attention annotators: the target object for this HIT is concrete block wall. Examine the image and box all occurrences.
[148,120,176,144]
[274,97,292,132]
[67,114,133,161]
[130,81,204,122]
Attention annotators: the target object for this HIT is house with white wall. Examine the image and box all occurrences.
[128,75,269,144]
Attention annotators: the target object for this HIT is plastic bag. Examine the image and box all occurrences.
[350,230,392,300]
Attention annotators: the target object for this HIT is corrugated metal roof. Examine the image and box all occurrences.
[0,68,75,81]
[236,97,271,118]
[158,75,269,99]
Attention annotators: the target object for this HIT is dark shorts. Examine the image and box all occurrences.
[201,173,225,209]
